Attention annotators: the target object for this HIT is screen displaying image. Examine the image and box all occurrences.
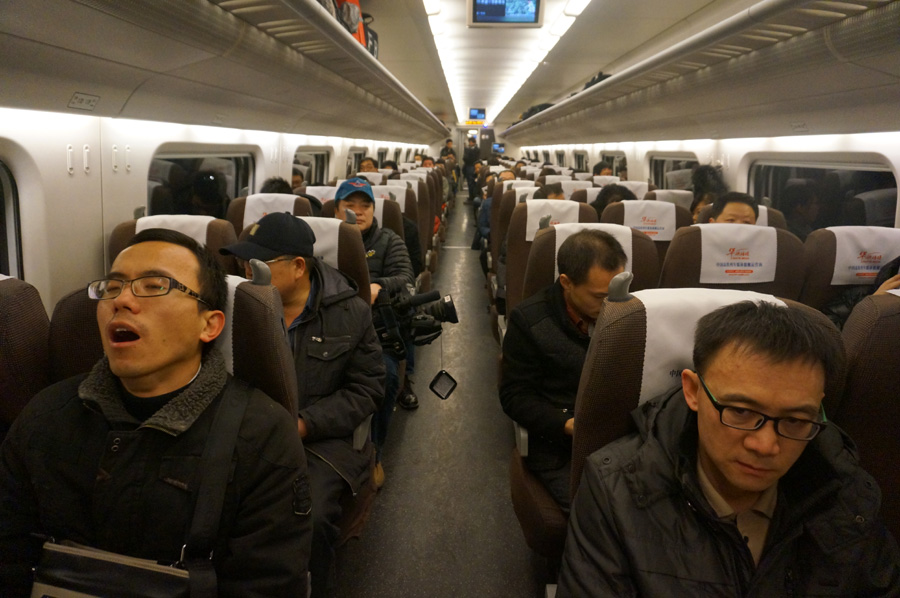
[492,143,506,154]
[472,0,540,25]
[469,107,486,120]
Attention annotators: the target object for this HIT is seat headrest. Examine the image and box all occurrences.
[593,175,620,186]
[573,173,593,181]
[630,288,785,402]
[371,186,407,210]
[617,181,649,199]
[401,172,427,181]
[651,189,693,211]
[553,222,634,278]
[827,226,900,285]
[303,186,337,201]
[560,181,593,198]
[525,199,581,241]
[695,223,778,284]
[513,187,541,202]
[544,175,573,184]
[664,169,693,190]
[135,215,214,245]
[622,200,678,241]
[385,180,419,200]
[503,179,537,191]
[243,193,300,229]
[355,172,383,184]
[297,217,343,269]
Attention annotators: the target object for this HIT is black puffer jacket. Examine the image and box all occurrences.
[559,388,900,597]
[291,261,384,493]
[361,220,414,296]
[500,281,589,472]
[0,351,311,597]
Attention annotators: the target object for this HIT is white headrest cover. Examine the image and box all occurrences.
[634,288,786,402]
[652,189,693,211]
[697,224,778,284]
[583,188,603,204]
[378,169,394,177]
[573,172,593,181]
[218,274,244,375]
[553,223,633,279]
[0,274,11,282]
[618,181,649,199]
[504,180,536,191]
[298,217,341,269]
[355,172,383,184]
[524,166,542,175]
[593,175,620,186]
[756,205,769,227]
[303,186,337,201]
[243,194,298,229]
[136,215,213,245]
[370,186,407,210]
[544,175,572,184]
[525,200,581,242]
[828,226,900,285]
[385,180,418,201]
[489,165,505,174]
[401,172,427,181]
[560,181,593,198]
[623,201,677,242]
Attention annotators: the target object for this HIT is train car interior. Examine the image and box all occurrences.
[1,0,899,596]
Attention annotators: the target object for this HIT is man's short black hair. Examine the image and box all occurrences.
[382,160,398,171]
[557,229,627,285]
[691,164,728,202]
[694,301,844,394]
[125,228,227,314]
[592,161,612,175]
[779,183,817,215]
[709,192,759,220]
[359,157,378,169]
[259,176,293,194]
[445,138,453,144]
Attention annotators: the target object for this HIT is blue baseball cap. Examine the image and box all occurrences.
[335,177,375,203]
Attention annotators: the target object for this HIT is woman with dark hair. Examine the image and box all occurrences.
[689,164,728,223]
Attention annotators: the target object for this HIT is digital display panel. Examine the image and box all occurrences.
[469,107,486,120]
[468,0,543,27]
[492,143,506,154]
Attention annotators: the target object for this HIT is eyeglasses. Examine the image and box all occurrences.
[694,370,827,441]
[87,276,209,306]
[264,257,296,265]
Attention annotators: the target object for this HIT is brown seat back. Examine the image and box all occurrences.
[660,225,805,300]
[225,194,312,237]
[601,200,693,269]
[0,277,50,433]
[836,293,900,540]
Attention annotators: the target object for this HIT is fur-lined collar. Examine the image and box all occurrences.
[79,350,228,436]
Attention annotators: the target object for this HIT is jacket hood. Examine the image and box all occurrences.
[79,349,228,436]
[311,260,360,309]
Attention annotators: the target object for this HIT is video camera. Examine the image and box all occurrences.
[373,288,458,360]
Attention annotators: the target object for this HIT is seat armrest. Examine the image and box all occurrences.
[353,414,373,451]
[514,421,528,457]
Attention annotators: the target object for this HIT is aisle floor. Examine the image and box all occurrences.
[334,193,551,597]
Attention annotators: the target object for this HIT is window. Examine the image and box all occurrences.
[541,150,550,164]
[573,151,588,172]
[377,148,388,166]
[346,148,367,178]
[405,148,412,162]
[555,151,566,167]
[0,160,22,278]
[294,149,330,187]
[649,156,697,189]
[600,152,628,178]
[146,154,253,217]
[750,161,896,228]
[394,148,402,162]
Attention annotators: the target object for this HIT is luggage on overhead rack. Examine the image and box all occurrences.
[337,0,366,47]
[363,13,378,59]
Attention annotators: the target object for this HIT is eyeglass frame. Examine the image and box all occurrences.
[693,369,827,441]
[87,276,210,307]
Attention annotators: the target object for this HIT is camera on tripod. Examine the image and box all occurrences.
[373,288,458,360]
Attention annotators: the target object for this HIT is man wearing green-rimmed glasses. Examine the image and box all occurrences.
[560,301,900,597]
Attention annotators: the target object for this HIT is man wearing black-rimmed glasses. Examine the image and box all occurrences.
[559,301,900,597]
[0,229,311,597]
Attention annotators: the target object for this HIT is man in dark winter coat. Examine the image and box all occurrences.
[222,213,383,598]
[335,178,414,485]
[0,229,311,597]
[559,301,900,597]
[463,137,480,203]
[500,229,626,510]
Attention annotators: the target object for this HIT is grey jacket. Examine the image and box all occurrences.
[559,388,900,597]
[291,261,384,493]
[0,351,312,597]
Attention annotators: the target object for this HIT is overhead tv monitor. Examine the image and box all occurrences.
[468,0,544,28]
[469,107,486,121]
[492,143,506,154]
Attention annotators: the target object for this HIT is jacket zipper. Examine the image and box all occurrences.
[306,447,357,496]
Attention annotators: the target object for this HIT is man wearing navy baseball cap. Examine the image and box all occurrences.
[334,177,415,483]
[222,212,384,598]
